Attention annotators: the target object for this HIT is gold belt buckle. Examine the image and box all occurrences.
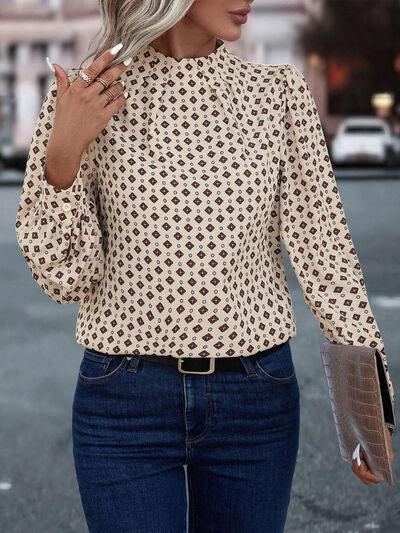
[177,357,216,374]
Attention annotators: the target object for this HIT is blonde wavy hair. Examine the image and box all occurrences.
[79,0,197,71]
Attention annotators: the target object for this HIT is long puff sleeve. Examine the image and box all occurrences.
[15,70,105,304]
[278,63,396,433]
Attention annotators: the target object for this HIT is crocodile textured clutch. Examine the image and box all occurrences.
[320,340,395,485]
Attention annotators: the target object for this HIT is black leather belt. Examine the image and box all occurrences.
[131,348,273,375]
[87,344,286,375]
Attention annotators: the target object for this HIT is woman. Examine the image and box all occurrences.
[15,1,395,532]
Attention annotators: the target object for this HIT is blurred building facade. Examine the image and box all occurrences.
[245,0,307,66]
[0,0,320,156]
[0,0,99,153]
[245,0,331,133]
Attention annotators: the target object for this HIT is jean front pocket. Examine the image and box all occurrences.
[253,341,297,384]
[78,348,130,385]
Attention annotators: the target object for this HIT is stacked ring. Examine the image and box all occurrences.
[95,77,109,89]
[78,68,124,102]
[104,89,115,103]
[79,69,92,85]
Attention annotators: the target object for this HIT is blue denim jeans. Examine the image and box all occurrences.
[72,340,300,533]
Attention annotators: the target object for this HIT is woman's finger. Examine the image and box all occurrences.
[103,91,126,118]
[90,59,131,97]
[72,43,125,91]
[352,456,381,484]
[51,63,70,101]
[99,82,126,108]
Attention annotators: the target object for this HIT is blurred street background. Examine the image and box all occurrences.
[1,1,400,532]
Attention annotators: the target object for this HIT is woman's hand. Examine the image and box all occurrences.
[351,426,394,484]
[45,46,131,189]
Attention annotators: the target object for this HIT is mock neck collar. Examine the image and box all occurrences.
[126,38,237,91]
[145,37,227,66]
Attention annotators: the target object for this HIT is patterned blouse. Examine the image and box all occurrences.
[15,38,395,431]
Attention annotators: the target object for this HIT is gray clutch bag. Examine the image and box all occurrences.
[320,340,394,485]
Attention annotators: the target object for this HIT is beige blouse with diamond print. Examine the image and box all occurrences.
[15,38,395,430]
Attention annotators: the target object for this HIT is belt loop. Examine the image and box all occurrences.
[126,355,141,373]
[240,355,257,377]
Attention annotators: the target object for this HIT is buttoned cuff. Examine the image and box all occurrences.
[38,159,84,228]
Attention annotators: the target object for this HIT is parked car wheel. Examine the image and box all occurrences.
[385,146,397,168]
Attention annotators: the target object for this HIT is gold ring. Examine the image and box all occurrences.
[95,77,109,89]
[104,88,115,103]
[79,69,92,85]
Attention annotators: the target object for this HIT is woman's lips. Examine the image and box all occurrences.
[228,12,248,24]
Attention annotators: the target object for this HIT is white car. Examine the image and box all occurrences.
[331,116,400,167]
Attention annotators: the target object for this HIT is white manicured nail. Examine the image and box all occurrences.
[46,57,55,72]
[110,43,124,55]
[352,443,361,466]
[123,56,133,66]
[124,91,129,98]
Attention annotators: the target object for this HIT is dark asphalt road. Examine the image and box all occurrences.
[1,171,399,533]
